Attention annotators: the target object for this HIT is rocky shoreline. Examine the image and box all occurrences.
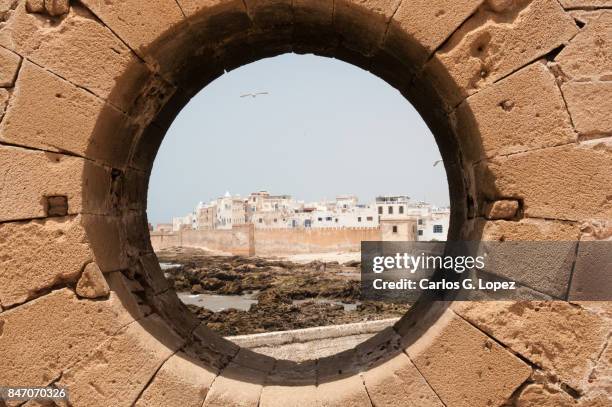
[157,247,410,336]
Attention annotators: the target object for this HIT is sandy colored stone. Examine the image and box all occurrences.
[204,362,264,407]
[76,262,110,299]
[259,384,319,407]
[245,0,293,27]
[477,141,612,221]
[556,11,612,81]
[190,323,240,370]
[385,0,482,67]
[568,240,612,301]
[405,309,531,407]
[452,301,611,392]
[0,3,151,111]
[0,46,20,87]
[559,0,612,8]
[0,289,137,387]
[316,374,371,407]
[81,215,129,272]
[515,383,576,407]
[455,62,576,160]
[25,0,44,13]
[0,87,9,118]
[79,0,185,60]
[570,10,607,25]
[0,61,132,168]
[363,352,443,406]
[425,0,578,108]
[0,145,110,222]
[0,216,93,307]
[562,81,612,137]
[44,0,69,16]
[135,352,216,407]
[474,218,581,241]
[484,199,519,219]
[334,0,401,56]
[59,314,184,407]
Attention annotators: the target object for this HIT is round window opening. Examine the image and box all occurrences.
[147,53,451,361]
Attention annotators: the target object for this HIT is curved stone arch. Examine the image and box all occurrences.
[0,0,610,406]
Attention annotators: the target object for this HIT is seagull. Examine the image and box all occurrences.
[240,92,269,98]
[433,159,443,167]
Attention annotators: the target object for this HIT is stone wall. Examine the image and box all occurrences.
[151,225,380,255]
[0,0,610,406]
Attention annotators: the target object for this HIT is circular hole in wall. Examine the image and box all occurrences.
[147,53,451,361]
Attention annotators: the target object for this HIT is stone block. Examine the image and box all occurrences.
[316,374,371,407]
[455,62,576,160]
[334,0,401,56]
[385,0,481,67]
[44,0,69,16]
[0,46,20,87]
[76,262,110,299]
[190,324,240,370]
[81,215,129,272]
[473,218,581,241]
[477,141,612,221]
[425,0,578,108]
[0,216,92,307]
[259,384,318,407]
[0,289,137,387]
[452,301,611,392]
[363,352,443,407]
[135,352,216,407]
[245,0,293,28]
[556,11,612,81]
[484,199,519,219]
[0,3,151,111]
[405,309,531,407]
[559,0,612,8]
[0,146,110,222]
[0,61,133,168]
[79,0,186,74]
[0,88,8,118]
[562,81,612,137]
[203,362,264,407]
[58,314,184,406]
[568,240,612,301]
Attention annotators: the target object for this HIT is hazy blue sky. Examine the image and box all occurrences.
[148,53,449,224]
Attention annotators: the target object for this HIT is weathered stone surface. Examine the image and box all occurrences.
[59,314,184,407]
[515,383,576,407]
[76,262,110,299]
[405,309,531,407]
[44,0,69,16]
[559,0,612,8]
[477,141,612,221]
[556,11,611,81]
[0,216,92,307]
[190,323,240,370]
[568,240,612,301]
[0,61,132,168]
[426,0,578,108]
[79,0,185,63]
[316,374,371,407]
[25,0,44,13]
[135,352,216,407]
[334,0,401,56]
[452,301,611,391]
[562,82,612,137]
[261,362,318,407]
[0,146,110,222]
[245,0,293,28]
[363,352,444,406]
[455,62,576,160]
[0,87,8,118]
[474,218,581,241]
[0,289,136,387]
[484,199,520,219]
[81,215,129,272]
[0,46,20,87]
[0,3,151,111]
[385,0,481,67]
[570,10,607,26]
[204,362,263,407]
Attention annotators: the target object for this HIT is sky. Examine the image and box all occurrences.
[147,53,449,224]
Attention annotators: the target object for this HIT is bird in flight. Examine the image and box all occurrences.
[433,159,443,167]
[240,92,269,98]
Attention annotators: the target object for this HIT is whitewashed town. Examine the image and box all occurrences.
[153,191,450,241]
